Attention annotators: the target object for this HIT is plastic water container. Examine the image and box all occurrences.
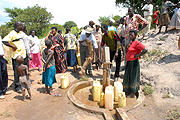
[118,92,126,108]
[60,74,69,89]
[92,80,101,101]
[77,53,81,66]
[114,82,123,102]
[100,92,105,106]
[105,86,114,110]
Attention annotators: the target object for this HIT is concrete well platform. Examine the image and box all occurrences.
[67,81,145,120]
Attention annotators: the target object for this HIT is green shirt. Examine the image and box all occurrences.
[102,30,121,51]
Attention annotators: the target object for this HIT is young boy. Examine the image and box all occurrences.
[16,55,32,101]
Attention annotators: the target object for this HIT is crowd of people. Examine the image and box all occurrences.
[0,0,180,100]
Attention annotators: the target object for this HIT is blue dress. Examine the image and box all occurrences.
[42,49,56,87]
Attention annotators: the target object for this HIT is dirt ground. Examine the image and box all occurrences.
[1,28,180,120]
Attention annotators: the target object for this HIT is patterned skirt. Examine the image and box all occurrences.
[54,47,67,73]
[123,59,140,93]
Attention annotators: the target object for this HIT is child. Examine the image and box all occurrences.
[16,55,32,101]
[123,30,148,98]
[153,5,160,31]
[41,39,56,95]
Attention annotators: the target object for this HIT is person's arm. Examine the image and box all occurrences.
[41,50,46,64]
[45,31,52,40]
[2,41,17,51]
[44,50,54,69]
[134,48,148,58]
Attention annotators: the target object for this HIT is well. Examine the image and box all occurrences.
[67,80,145,120]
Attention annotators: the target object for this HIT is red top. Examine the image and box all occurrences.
[126,40,146,61]
[153,10,160,24]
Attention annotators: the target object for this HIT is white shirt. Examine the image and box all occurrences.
[0,36,4,56]
[29,35,40,54]
[79,31,98,48]
[142,4,153,16]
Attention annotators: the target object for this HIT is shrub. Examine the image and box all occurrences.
[144,85,154,95]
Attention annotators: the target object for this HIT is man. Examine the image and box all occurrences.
[142,0,153,39]
[2,21,26,93]
[79,27,99,77]
[101,24,121,82]
[108,18,117,32]
[0,29,11,99]
[20,25,32,69]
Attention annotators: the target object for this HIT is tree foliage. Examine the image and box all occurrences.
[63,21,77,28]
[2,4,53,37]
[98,16,111,25]
[98,15,121,25]
[115,0,179,16]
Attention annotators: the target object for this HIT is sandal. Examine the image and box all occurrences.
[50,91,58,95]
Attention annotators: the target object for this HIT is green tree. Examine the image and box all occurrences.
[3,4,53,37]
[63,21,77,28]
[113,15,121,22]
[98,16,111,25]
[70,26,79,35]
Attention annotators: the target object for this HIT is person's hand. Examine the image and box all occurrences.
[47,65,50,69]
[115,52,118,58]
[50,45,55,50]
[29,56,32,60]
[85,38,88,41]
[48,31,52,36]
[12,46,17,51]
[55,44,60,47]
[134,54,138,58]
[43,68,45,72]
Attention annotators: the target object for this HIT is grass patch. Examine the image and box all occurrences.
[79,75,88,81]
[144,47,168,65]
[4,112,10,117]
[159,35,168,41]
[166,108,180,120]
[144,85,154,95]
[162,93,173,98]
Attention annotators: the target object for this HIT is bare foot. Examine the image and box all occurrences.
[127,93,135,98]
[22,99,26,102]
[30,96,33,100]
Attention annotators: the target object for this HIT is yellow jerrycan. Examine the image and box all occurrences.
[60,74,69,89]
[92,80,101,101]
[118,92,126,108]
[105,86,114,110]
[100,92,105,106]
[114,81,123,102]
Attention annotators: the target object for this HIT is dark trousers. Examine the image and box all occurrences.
[12,57,27,91]
[0,57,8,95]
[110,50,121,77]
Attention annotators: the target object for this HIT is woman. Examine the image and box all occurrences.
[45,27,67,73]
[29,30,42,71]
[64,27,78,72]
[123,30,148,98]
